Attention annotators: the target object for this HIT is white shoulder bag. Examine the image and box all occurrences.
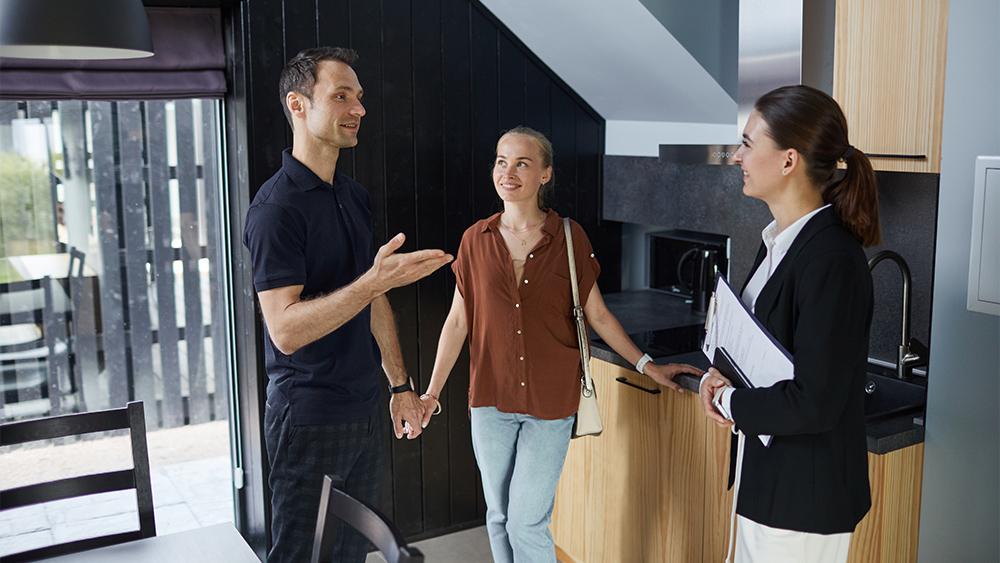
[564,218,603,438]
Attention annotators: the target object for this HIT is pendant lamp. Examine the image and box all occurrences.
[0,0,154,60]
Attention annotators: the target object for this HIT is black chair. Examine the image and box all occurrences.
[0,401,156,562]
[311,475,424,563]
[0,276,71,420]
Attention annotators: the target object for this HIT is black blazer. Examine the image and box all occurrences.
[727,207,873,534]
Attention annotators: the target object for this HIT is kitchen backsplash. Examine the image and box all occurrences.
[605,155,939,368]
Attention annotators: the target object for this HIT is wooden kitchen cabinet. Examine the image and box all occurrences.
[834,0,949,173]
[847,444,925,563]
[553,358,925,562]
[585,360,666,563]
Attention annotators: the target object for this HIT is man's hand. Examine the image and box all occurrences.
[365,233,452,295]
[700,367,734,427]
[644,362,703,393]
[390,391,426,440]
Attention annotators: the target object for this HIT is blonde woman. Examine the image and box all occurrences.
[420,126,701,563]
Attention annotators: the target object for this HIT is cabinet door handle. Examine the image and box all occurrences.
[865,153,927,160]
[615,376,661,395]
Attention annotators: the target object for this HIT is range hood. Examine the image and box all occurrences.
[659,0,836,164]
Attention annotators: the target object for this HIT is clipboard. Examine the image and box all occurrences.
[704,275,794,364]
[713,346,752,390]
[703,275,793,447]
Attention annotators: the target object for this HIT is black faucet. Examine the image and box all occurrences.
[867,250,928,379]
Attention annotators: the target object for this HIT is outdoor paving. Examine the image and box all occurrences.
[0,420,234,557]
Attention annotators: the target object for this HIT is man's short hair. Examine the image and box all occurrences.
[278,46,359,127]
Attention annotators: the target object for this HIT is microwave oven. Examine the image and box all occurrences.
[647,229,730,299]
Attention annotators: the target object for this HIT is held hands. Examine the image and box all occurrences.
[644,362,703,393]
[389,390,426,440]
[366,233,453,295]
[418,393,442,429]
[699,367,734,427]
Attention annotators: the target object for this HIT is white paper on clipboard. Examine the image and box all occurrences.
[703,275,795,446]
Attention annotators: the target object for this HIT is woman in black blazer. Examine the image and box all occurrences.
[700,85,880,563]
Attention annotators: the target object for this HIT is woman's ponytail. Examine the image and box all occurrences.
[826,146,881,246]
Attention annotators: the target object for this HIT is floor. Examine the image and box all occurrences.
[365,526,494,563]
[0,420,234,557]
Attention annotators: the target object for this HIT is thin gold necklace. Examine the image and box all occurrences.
[500,216,545,233]
[500,219,543,247]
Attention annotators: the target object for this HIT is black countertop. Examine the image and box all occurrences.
[591,290,924,454]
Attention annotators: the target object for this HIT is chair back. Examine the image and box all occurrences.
[67,247,86,279]
[0,401,156,562]
[311,475,424,563]
[0,276,73,419]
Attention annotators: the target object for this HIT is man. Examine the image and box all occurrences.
[243,47,452,563]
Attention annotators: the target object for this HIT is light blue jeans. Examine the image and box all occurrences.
[470,406,575,563]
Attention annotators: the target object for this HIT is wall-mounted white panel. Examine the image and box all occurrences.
[605,120,738,157]
[967,156,1000,315]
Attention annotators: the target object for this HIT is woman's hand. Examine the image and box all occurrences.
[419,393,441,429]
[644,362,703,393]
[700,367,734,427]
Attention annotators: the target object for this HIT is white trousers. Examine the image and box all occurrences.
[735,515,852,563]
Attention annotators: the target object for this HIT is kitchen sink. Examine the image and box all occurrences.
[863,369,927,422]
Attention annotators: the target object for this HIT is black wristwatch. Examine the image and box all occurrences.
[389,380,413,394]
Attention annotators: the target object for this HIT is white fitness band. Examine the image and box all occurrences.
[635,353,653,375]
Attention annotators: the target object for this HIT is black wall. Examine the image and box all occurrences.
[224,0,621,552]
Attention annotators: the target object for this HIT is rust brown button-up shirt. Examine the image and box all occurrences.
[452,209,601,420]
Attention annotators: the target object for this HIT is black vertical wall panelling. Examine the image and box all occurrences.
[382,0,424,535]
[412,0,452,533]
[317,0,354,179]
[440,0,480,527]
[246,0,288,196]
[574,107,599,240]
[549,85,578,220]
[283,0,318,63]
[349,0,386,243]
[470,8,500,220]
[524,61,552,140]
[346,0,394,520]
[497,33,526,131]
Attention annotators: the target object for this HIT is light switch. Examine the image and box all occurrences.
[968,156,1000,315]
[978,169,1000,304]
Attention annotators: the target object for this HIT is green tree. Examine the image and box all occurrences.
[0,151,56,258]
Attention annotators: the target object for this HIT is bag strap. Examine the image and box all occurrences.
[563,218,595,396]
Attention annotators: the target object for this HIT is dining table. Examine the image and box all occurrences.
[0,253,97,284]
[39,523,260,562]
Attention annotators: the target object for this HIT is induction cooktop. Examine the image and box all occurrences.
[628,324,705,359]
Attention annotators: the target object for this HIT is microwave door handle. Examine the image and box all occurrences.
[676,247,701,293]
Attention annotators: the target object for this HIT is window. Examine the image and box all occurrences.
[0,98,235,554]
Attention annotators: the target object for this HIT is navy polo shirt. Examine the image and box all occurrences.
[243,149,381,425]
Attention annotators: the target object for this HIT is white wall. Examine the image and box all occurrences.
[605,120,736,156]
[479,0,736,156]
[917,0,1000,560]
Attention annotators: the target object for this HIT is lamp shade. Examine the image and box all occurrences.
[0,0,154,60]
